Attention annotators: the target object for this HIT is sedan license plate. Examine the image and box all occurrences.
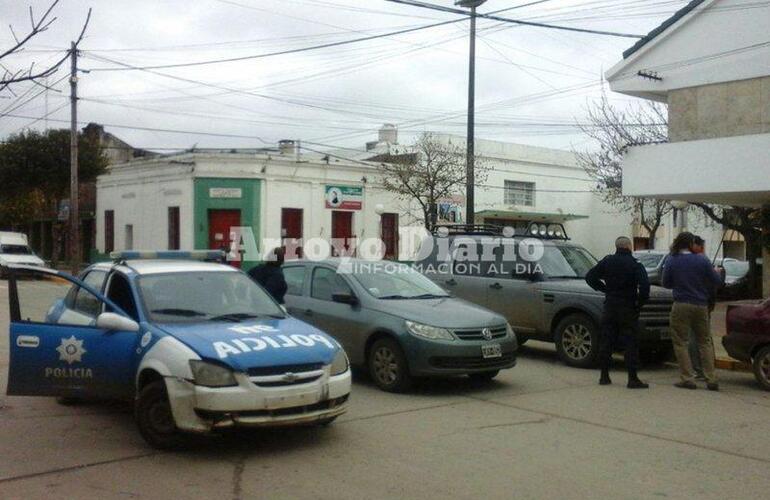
[481,344,502,359]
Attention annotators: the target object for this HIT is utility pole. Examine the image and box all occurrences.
[69,41,80,270]
[455,0,486,225]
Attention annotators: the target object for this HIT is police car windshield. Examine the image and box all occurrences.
[540,245,597,279]
[348,262,449,299]
[138,271,285,323]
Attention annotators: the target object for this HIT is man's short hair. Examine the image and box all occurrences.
[615,236,632,249]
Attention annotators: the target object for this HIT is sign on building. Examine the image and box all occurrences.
[325,185,363,210]
[209,187,243,199]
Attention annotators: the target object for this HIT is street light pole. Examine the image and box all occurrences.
[69,41,80,271]
[456,0,486,225]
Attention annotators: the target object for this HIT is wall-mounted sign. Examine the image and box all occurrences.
[325,185,362,210]
[209,187,242,199]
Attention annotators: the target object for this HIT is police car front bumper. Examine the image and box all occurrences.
[164,368,352,432]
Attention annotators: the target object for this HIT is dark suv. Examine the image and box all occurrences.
[418,224,674,368]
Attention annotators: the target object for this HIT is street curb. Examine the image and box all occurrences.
[664,358,752,373]
[715,357,751,372]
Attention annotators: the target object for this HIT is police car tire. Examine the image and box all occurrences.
[368,338,413,393]
[135,380,186,450]
[554,314,600,369]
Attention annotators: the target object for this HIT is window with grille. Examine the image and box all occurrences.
[504,181,535,206]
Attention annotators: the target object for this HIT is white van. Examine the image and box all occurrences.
[0,232,46,276]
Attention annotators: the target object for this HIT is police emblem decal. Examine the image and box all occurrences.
[56,336,87,364]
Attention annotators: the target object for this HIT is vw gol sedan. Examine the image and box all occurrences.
[6,252,351,449]
[283,259,517,392]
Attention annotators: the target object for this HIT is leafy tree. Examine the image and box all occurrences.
[0,129,107,227]
[377,132,489,230]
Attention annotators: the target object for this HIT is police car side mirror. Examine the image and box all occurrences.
[96,312,140,333]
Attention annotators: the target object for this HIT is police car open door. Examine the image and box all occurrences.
[6,266,140,400]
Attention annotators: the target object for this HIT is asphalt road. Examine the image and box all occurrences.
[0,281,769,500]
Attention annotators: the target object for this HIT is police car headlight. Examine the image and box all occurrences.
[506,323,518,349]
[405,320,454,341]
[330,350,349,376]
[189,360,238,387]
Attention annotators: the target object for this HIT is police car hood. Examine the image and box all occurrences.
[156,317,339,371]
[538,279,672,300]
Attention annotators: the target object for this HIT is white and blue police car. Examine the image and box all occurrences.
[5,251,351,449]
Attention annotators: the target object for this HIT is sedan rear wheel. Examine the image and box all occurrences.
[555,314,599,368]
[753,345,770,391]
[368,338,412,393]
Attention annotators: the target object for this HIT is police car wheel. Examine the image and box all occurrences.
[555,314,599,368]
[368,338,413,393]
[135,380,186,449]
[468,370,499,383]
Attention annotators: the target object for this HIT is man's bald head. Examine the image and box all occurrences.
[615,237,632,250]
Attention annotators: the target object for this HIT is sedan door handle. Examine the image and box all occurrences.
[304,309,314,316]
[489,282,503,290]
[445,279,457,286]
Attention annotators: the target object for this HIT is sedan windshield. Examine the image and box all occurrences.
[1,244,33,255]
[138,271,284,323]
[351,262,449,299]
[540,245,598,279]
[634,253,665,268]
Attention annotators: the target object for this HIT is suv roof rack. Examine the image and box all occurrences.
[431,222,570,240]
[432,224,503,236]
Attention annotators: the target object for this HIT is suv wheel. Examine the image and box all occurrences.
[555,314,599,368]
[368,338,412,393]
[135,380,187,449]
[752,345,770,391]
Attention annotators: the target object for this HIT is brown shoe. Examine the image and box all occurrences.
[674,381,697,390]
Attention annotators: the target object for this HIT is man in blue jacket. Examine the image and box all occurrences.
[586,236,650,389]
[662,232,723,390]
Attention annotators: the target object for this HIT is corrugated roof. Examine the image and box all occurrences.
[622,0,707,59]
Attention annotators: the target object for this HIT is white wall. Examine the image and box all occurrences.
[96,163,195,253]
[607,0,770,100]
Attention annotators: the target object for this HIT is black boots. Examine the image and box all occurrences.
[627,369,649,389]
[599,368,612,385]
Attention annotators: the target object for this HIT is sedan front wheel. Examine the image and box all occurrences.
[368,338,412,393]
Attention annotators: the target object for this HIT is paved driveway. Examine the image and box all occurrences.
[0,282,768,499]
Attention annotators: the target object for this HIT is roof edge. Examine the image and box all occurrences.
[622,0,707,59]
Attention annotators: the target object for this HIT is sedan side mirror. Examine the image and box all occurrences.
[332,292,358,306]
[96,312,140,332]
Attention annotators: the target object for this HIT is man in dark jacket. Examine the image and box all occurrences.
[248,247,288,304]
[585,236,650,389]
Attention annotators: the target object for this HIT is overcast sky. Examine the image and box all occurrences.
[0,0,693,154]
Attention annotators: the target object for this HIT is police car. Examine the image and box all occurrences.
[5,251,351,449]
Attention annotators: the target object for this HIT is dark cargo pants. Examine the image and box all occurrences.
[599,302,640,372]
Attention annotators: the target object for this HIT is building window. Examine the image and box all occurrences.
[104,210,114,253]
[168,207,180,250]
[125,224,134,250]
[504,181,535,206]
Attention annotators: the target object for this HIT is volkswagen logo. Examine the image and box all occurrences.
[481,328,493,341]
[281,372,300,383]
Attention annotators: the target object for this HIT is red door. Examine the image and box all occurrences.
[208,209,241,267]
[381,213,398,260]
[331,211,355,257]
[281,208,303,260]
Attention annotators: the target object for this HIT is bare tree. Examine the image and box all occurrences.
[378,133,489,230]
[575,90,671,248]
[0,1,91,94]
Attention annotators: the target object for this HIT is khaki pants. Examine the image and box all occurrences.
[670,302,717,384]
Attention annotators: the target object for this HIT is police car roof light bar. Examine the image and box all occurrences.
[110,250,227,263]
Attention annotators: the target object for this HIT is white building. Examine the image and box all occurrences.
[96,127,724,266]
[606,0,770,294]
